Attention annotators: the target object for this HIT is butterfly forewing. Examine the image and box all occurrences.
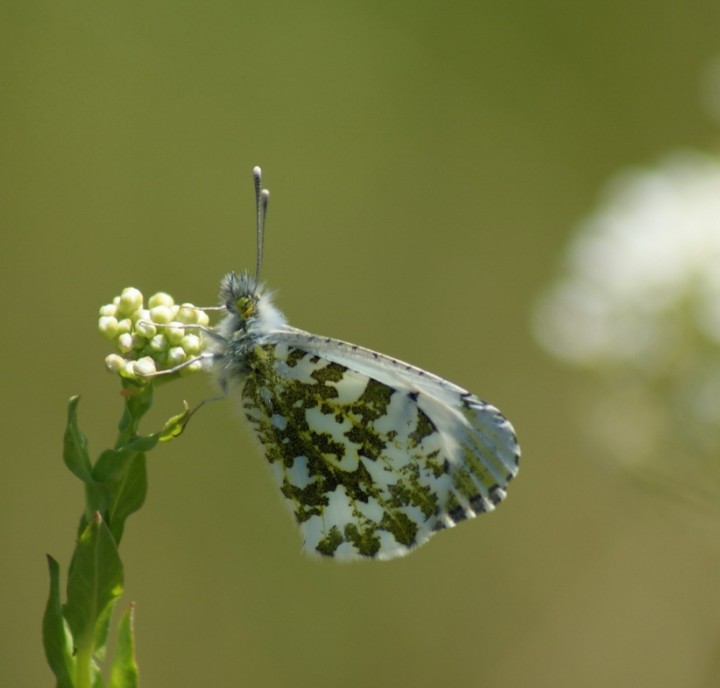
[237,334,519,560]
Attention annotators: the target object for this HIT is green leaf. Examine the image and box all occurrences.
[64,396,93,483]
[123,434,160,452]
[91,449,148,545]
[110,604,139,688]
[64,513,124,658]
[42,555,74,688]
[105,452,146,545]
[157,401,193,441]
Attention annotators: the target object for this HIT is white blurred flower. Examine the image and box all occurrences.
[535,152,720,492]
[536,152,720,369]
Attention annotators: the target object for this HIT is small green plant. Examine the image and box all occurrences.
[43,288,209,687]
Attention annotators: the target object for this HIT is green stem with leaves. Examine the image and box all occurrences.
[43,382,192,688]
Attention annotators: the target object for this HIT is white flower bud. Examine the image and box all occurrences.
[176,304,200,324]
[134,356,157,378]
[196,310,210,327]
[135,319,157,339]
[183,359,205,375]
[117,332,134,353]
[116,318,133,335]
[165,324,186,345]
[118,287,144,316]
[98,316,120,340]
[148,292,175,309]
[181,333,202,355]
[99,303,117,317]
[167,346,187,366]
[123,360,139,380]
[104,353,126,374]
[150,305,174,324]
[149,333,168,352]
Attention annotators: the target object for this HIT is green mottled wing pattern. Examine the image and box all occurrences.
[238,333,519,560]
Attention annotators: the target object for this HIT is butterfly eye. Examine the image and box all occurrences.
[236,295,256,320]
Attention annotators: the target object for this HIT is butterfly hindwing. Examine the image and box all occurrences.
[238,333,519,560]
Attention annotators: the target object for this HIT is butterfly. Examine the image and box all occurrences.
[208,167,520,560]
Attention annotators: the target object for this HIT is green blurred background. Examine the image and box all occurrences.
[3,2,720,686]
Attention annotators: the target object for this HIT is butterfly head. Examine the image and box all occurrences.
[218,270,287,336]
[221,271,260,319]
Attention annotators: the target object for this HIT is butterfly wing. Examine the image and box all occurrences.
[237,329,520,560]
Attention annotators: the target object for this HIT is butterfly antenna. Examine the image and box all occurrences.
[252,165,270,289]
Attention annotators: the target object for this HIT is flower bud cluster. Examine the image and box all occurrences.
[98,287,210,382]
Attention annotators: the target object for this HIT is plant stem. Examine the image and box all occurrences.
[75,642,94,688]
